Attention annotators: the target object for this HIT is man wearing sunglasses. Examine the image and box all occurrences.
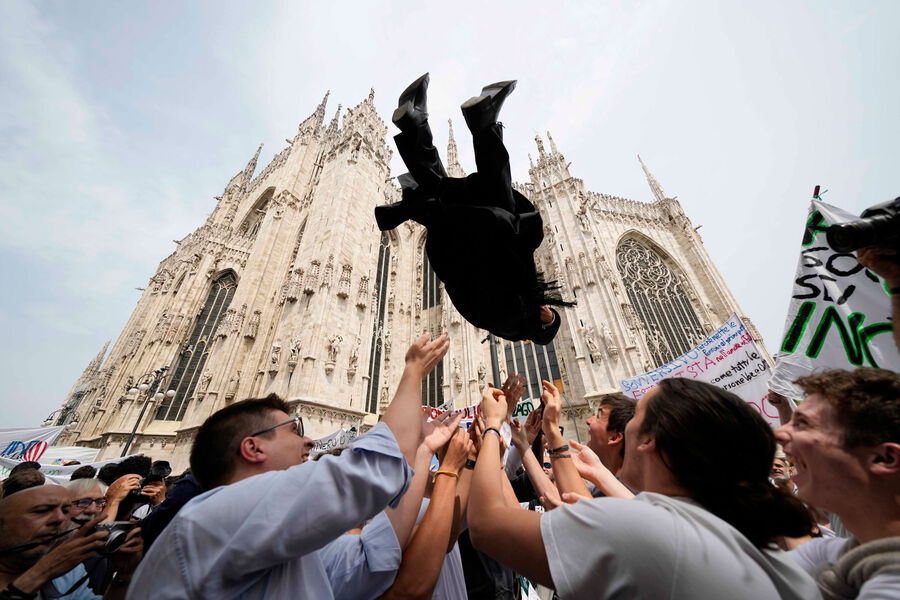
[128,332,450,600]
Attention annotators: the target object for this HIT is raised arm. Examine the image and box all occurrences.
[767,390,794,426]
[569,440,634,499]
[379,429,472,600]
[381,332,450,464]
[387,410,461,549]
[540,380,591,500]
[468,387,553,588]
[510,416,560,507]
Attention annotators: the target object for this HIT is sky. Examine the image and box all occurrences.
[1,1,897,427]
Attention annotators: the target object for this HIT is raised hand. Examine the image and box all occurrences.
[21,513,108,588]
[107,474,141,503]
[524,408,542,445]
[441,428,474,474]
[404,332,450,379]
[422,410,464,454]
[480,387,508,430]
[540,380,562,442]
[857,246,900,286]
[501,374,526,421]
[509,418,529,451]
[570,439,605,480]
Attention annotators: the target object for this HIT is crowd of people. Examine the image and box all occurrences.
[1,324,898,599]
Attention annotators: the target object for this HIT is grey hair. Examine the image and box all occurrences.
[64,478,108,496]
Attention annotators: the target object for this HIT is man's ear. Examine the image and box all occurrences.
[636,433,655,455]
[607,431,624,447]
[238,436,267,465]
[868,442,900,476]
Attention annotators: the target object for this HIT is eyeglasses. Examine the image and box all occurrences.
[250,416,304,438]
[72,498,107,509]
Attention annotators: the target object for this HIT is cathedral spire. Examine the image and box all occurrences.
[446,119,465,177]
[327,104,342,135]
[638,154,667,202]
[535,133,547,158]
[546,131,559,155]
[243,143,263,183]
[83,340,109,378]
[313,90,330,125]
[367,87,375,104]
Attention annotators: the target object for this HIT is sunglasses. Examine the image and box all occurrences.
[72,498,107,509]
[250,416,304,438]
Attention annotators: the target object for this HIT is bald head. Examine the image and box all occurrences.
[0,485,71,566]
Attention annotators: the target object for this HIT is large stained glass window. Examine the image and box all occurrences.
[616,237,705,367]
[155,271,237,421]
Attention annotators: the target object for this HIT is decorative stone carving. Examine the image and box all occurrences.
[582,327,602,362]
[543,225,555,247]
[337,263,352,298]
[226,371,241,400]
[579,252,595,286]
[322,254,334,289]
[269,343,282,374]
[602,324,619,361]
[378,386,389,412]
[285,269,302,303]
[566,257,580,291]
[304,260,319,295]
[383,330,392,358]
[199,370,212,393]
[233,304,246,334]
[244,309,261,339]
[325,334,343,375]
[356,275,369,309]
[387,293,395,314]
[218,309,235,339]
[347,338,359,381]
[453,358,462,392]
[477,363,486,385]
[576,205,590,231]
[287,337,302,372]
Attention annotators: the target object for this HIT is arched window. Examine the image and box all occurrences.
[616,237,705,367]
[420,251,444,408]
[171,273,186,296]
[365,233,391,413]
[236,188,273,239]
[155,271,237,421]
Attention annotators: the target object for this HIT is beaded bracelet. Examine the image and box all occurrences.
[482,427,501,439]
[550,453,572,459]
[548,444,569,455]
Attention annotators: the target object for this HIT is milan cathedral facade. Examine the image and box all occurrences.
[51,90,763,470]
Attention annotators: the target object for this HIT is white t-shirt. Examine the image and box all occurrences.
[416,498,467,600]
[540,492,820,600]
[790,536,900,599]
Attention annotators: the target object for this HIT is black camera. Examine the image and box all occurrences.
[94,521,135,555]
[127,460,172,503]
[826,196,900,253]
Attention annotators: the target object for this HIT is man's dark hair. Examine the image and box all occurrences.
[599,393,636,458]
[1,469,45,499]
[190,394,291,491]
[641,378,813,549]
[115,455,152,479]
[69,465,97,481]
[8,461,41,478]
[795,367,900,448]
[97,463,120,486]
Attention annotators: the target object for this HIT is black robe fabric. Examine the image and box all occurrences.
[377,122,563,345]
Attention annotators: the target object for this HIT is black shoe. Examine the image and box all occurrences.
[392,73,430,130]
[461,80,517,133]
[374,173,425,230]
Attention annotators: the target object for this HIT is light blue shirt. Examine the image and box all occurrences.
[320,511,401,600]
[126,423,412,600]
[48,563,100,599]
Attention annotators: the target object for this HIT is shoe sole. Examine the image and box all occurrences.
[398,73,430,107]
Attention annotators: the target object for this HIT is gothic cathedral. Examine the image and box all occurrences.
[52,91,762,470]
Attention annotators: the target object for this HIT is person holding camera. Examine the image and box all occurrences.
[0,484,141,599]
[857,245,900,352]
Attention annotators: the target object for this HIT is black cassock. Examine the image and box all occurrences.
[375,117,570,345]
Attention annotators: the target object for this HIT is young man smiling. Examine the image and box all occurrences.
[775,367,900,598]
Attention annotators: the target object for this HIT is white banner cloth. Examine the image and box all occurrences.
[0,426,65,462]
[769,200,900,399]
[39,446,101,465]
[0,454,139,484]
[620,314,779,426]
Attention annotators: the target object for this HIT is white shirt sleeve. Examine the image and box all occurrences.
[319,511,401,600]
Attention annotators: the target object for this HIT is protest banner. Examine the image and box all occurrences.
[620,314,778,426]
[769,200,900,399]
[0,426,65,462]
[0,454,139,484]
[422,398,539,429]
[309,421,361,459]
[40,446,101,465]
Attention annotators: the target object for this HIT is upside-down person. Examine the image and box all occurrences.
[468,379,821,599]
[374,73,573,345]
